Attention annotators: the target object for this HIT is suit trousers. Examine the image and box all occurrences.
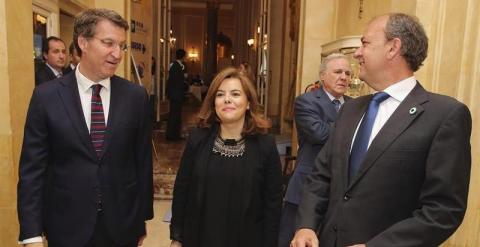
[278,201,298,247]
[166,99,184,140]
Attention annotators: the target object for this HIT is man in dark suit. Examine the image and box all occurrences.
[278,53,352,247]
[64,42,81,75]
[35,36,67,86]
[18,8,153,247]
[291,13,471,247]
[166,49,188,141]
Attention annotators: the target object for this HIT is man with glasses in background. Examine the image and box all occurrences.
[18,8,153,247]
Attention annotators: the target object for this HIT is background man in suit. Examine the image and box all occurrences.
[64,42,81,75]
[166,48,188,141]
[291,13,471,247]
[18,8,153,247]
[278,53,351,247]
[35,36,66,86]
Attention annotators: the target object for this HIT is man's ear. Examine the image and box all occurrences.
[77,36,88,53]
[43,52,48,61]
[387,37,402,59]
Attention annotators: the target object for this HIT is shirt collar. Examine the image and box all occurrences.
[322,87,345,104]
[383,76,417,102]
[46,63,63,77]
[75,63,111,93]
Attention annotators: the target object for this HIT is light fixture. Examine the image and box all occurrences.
[189,47,199,63]
[230,54,235,60]
[247,38,254,47]
[168,29,176,47]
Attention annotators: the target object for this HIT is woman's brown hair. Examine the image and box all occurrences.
[197,67,271,135]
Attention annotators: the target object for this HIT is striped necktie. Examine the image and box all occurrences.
[90,84,106,157]
[332,99,341,112]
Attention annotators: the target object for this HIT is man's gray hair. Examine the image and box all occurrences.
[319,53,348,77]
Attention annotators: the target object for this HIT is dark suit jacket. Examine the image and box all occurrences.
[35,62,60,86]
[18,72,154,246]
[63,64,75,75]
[170,125,283,247]
[166,60,188,102]
[285,87,350,205]
[297,83,471,247]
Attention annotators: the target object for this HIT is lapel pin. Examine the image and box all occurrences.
[409,107,417,115]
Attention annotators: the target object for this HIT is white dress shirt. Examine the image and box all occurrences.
[323,87,346,105]
[19,64,111,245]
[76,64,111,130]
[46,63,63,78]
[351,76,417,150]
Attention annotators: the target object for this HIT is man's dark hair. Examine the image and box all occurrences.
[73,8,129,56]
[385,13,428,72]
[69,42,75,55]
[42,36,65,54]
[176,49,186,60]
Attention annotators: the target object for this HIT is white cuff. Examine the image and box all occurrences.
[18,236,43,244]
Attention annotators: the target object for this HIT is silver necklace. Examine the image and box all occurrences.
[212,135,245,157]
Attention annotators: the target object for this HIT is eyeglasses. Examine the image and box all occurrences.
[91,37,129,52]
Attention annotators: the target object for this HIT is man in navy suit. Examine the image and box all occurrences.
[291,13,471,247]
[18,8,153,247]
[35,36,67,86]
[278,53,351,247]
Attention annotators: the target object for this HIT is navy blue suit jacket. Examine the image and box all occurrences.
[284,87,349,205]
[18,72,154,246]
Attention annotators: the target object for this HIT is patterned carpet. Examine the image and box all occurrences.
[152,95,201,200]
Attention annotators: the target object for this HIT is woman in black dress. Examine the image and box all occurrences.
[170,67,283,247]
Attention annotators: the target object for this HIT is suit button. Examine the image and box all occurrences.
[343,193,350,201]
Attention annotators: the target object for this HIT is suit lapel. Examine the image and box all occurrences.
[339,96,371,190]
[317,87,337,119]
[98,77,121,159]
[347,84,428,189]
[57,73,97,158]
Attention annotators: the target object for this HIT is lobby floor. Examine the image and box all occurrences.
[143,200,172,247]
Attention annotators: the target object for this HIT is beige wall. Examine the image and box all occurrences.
[131,0,153,93]
[0,0,35,245]
[297,0,480,245]
[296,0,337,93]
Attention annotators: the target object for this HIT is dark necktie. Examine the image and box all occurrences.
[349,92,390,181]
[332,99,341,112]
[90,84,106,157]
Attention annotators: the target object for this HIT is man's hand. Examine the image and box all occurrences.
[170,240,182,247]
[346,245,366,247]
[24,243,44,247]
[290,228,319,247]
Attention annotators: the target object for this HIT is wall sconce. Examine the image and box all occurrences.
[230,54,235,60]
[168,29,176,47]
[189,47,199,63]
[247,38,255,47]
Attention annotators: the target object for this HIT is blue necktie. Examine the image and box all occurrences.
[349,92,390,181]
[332,99,341,112]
